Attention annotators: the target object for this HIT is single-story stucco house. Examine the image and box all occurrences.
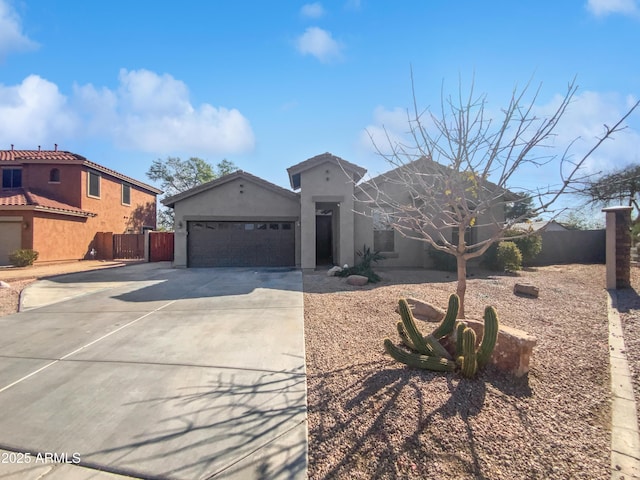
[162,152,506,271]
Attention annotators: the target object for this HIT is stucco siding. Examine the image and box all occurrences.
[33,213,91,262]
[299,161,356,269]
[171,177,301,268]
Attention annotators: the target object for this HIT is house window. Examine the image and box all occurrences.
[121,183,131,205]
[2,168,22,189]
[88,171,101,198]
[49,168,60,183]
[451,224,478,247]
[373,209,395,252]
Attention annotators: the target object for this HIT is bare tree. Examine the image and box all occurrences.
[356,77,639,317]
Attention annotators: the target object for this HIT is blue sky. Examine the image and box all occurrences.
[1,0,639,209]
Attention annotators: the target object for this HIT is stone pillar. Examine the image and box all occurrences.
[603,206,633,289]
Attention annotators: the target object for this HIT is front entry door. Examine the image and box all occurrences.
[315,215,333,265]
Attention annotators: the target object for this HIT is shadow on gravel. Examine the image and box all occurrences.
[307,359,529,479]
[615,286,640,313]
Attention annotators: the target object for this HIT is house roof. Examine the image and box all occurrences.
[359,156,520,202]
[0,149,162,195]
[512,220,567,232]
[0,187,97,217]
[162,170,300,208]
[286,152,367,190]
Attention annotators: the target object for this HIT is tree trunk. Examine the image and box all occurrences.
[456,255,467,318]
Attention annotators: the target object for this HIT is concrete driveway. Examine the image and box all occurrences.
[0,264,307,479]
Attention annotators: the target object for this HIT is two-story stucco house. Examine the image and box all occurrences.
[0,147,161,265]
[163,152,507,271]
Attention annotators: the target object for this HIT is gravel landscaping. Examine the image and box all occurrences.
[304,264,614,480]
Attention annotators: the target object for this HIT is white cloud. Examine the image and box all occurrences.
[0,75,78,145]
[0,0,38,61]
[296,27,343,63]
[0,69,255,155]
[586,0,640,16]
[534,90,640,175]
[301,3,325,18]
[359,106,410,155]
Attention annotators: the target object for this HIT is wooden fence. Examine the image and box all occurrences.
[92,232,174,262]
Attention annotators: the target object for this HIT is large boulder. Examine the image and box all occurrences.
[397,297,445,322]
[442,319,537,377]
[347,275,369,286]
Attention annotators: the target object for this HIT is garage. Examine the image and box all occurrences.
[0,219,22,266]
[188,221,295,267]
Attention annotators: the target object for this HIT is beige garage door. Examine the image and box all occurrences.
[0,221,22,266]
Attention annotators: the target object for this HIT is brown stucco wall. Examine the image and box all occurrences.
[32,213,91,262]
[80,168,157,234]
[22,163,83,206]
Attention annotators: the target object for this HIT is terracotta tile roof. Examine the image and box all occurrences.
[0,187,96,217]
[0,149,162,195]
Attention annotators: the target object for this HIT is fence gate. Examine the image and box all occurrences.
[149,232,174,262]
[113,234,145,259]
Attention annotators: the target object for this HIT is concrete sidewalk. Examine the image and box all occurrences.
[0,265,307,479]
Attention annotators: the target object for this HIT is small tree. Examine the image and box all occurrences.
[147,157,238,230]
[357,76,639,317]
[578,164,640,221]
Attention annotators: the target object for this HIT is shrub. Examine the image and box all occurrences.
[9,249,39,267]
[497,241,522,272]
[505,228,542,266]
[428,244,457,272]
[338,245,385,282]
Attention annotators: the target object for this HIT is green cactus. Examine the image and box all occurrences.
[384,339,456,372]
[396,321,416,351]
[432,294,460,339]
[398,299,434,356]
[455,321,467,357]
[459,327,478,378]
[477,306,499,368]
[424,334,453,360]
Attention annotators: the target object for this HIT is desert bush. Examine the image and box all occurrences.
[9,249,39,267]
[338,245,385,282]
[507,228,542,265]
[496,241,522,272]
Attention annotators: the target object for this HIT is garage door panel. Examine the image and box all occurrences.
[188,221,295,268]
[0,222,22,266]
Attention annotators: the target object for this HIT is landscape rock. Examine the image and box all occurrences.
[346,275,368,286]
[327,266,343,277]
[0,281,10,289]
[514,283,540,298]
[443,318,537,377]
[396,297,445,322]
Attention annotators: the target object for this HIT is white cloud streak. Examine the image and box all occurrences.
[586,0,640,16]
[0,0,38,61]
[0,69,255,155]
[300,3,325,18]
[296,27,343,63]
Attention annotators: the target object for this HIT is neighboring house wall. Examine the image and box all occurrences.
[172,176,301,268]
[33,214,91,261]
[80,168,156,234]
[22,163,83,206]
[0,150,159,264]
